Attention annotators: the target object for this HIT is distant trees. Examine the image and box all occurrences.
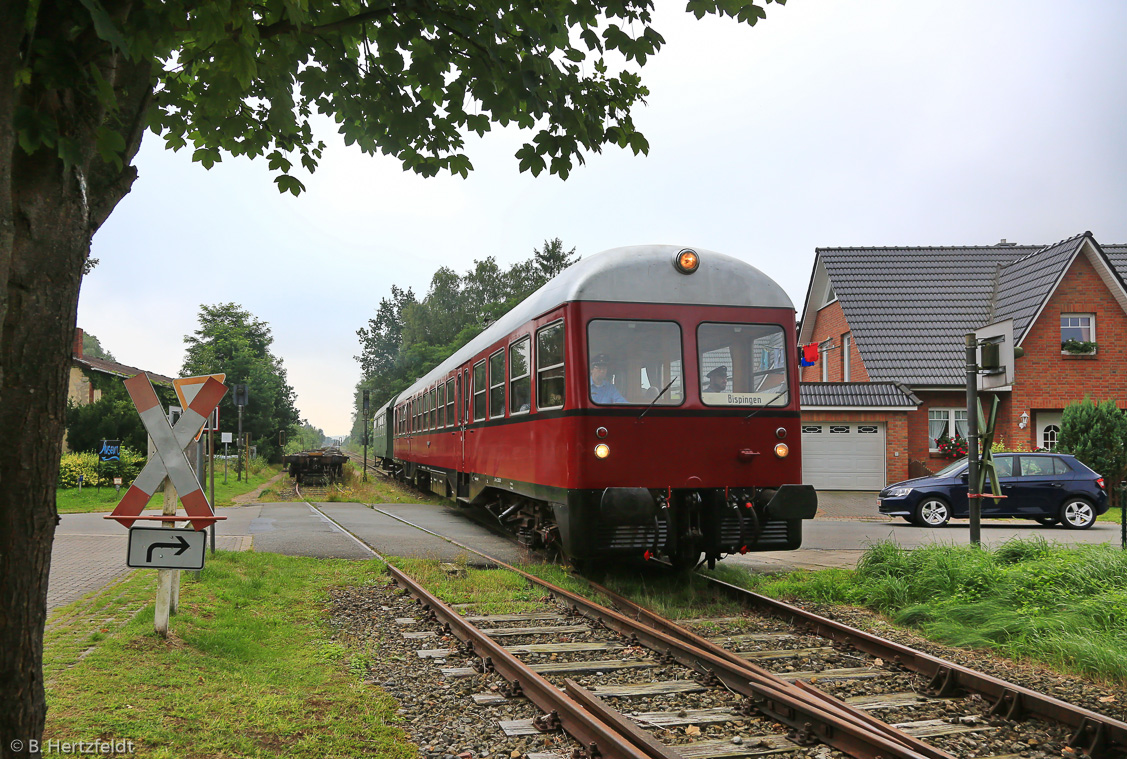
[181,304,301,463]
[353,238,578,438]
[1057,397,1127,509]
[81,332,115,361]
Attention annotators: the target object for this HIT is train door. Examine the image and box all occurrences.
[458,370,467,477]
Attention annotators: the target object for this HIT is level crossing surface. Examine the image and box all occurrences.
[49,498,1123,614]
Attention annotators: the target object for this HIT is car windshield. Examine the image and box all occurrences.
[933,457,967,477]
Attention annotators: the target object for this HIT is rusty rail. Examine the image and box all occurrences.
[370,507,937,759]
[697,574,1127,758]
[385,562,655,759]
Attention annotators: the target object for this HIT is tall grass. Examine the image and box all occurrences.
[720,538,1127,682]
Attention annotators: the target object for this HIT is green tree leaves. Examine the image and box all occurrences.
[14,0,783,190]
[181,303,301,462]
[352,238,578,440]
[1057,397,1127,509]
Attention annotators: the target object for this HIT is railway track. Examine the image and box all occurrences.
[310,503,1127,759]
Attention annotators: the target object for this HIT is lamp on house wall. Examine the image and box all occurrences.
[1019,411,1029,429]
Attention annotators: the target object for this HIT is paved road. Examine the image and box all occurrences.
[49,495,1125,612]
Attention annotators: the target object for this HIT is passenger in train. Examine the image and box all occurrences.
[704,365,728,393]
[589,352,627,404]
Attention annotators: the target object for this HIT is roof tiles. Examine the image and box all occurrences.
[813,233,1126,387]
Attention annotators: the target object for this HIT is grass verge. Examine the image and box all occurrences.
[44,552,411,758]
[711,537,1127,683]
[56,465,282,513]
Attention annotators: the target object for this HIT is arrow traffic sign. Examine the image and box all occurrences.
[127,527,206,570]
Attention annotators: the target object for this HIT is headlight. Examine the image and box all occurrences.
[884,486,913,498]
[594,444,610,459]
[774,443,789,458]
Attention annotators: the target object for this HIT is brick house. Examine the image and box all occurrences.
[66,328,173,452]
[796,232,1127,490]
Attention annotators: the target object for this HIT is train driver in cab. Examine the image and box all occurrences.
[589,352,626,404]
[704,365,728,393]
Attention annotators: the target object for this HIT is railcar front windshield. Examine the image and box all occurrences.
[698,323,789,407]
[587,320,683,405]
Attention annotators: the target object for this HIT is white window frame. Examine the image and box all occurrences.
[821,351,828,382]
[1061,313,1095,352]
[928,408,969,452]
[842,333,851,380]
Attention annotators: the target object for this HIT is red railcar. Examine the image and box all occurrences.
[372,245,817,568]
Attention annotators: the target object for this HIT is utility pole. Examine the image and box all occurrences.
[233,384,248,481]
[362,390,370,482]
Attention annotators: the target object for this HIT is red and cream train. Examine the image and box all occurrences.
[370,245,817,569]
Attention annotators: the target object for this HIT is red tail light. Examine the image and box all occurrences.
[1097,477,1106,490]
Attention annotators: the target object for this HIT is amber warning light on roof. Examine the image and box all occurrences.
[673,248,699,274]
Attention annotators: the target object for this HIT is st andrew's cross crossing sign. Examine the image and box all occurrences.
[109,373,227,531]
[127,527,207,570]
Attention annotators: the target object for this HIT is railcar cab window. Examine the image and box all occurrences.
[698,323,789,407]
[489,350,505,418]
[587,320,683,405]
[537,321,565,409]
[473,361,486,422]
[510,337,532,414]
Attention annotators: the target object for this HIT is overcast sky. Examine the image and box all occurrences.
[79,0,1127,437]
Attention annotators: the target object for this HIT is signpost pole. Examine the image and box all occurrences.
[209,426,216,555]
[965,334,982,547]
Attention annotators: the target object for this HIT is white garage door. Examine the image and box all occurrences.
[801,422,886,490]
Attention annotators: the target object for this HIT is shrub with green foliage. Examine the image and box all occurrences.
[1057,396,1127,508]
[57,448,146,488]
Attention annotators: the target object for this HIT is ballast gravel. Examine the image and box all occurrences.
[327,575,1127,759]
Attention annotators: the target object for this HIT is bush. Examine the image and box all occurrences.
[57,448,146,488]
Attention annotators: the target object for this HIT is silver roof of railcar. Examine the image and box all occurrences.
[389,245,793,404]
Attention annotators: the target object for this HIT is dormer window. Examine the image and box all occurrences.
[1061,314,1096,354]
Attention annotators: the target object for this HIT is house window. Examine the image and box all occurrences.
[821,352,828,382]
[1043,424,1060,451]
[1061,314,1095,351]
[929,409,969,451]
[842,333,851,380]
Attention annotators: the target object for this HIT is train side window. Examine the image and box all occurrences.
[489,350,505,419]
[509,337,531,414]
[445,378,455,426]
[537,321,565,409]
[473,361,486,422]
[437,383,445,428]
[430,387,437,429]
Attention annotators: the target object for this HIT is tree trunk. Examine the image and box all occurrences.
[1,3,151,752]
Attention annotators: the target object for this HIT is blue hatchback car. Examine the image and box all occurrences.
[879,452,1108,529]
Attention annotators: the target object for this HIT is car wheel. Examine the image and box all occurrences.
[1060,498,1096,530]
[1034,516,1059,526]
[914,497,950,527]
